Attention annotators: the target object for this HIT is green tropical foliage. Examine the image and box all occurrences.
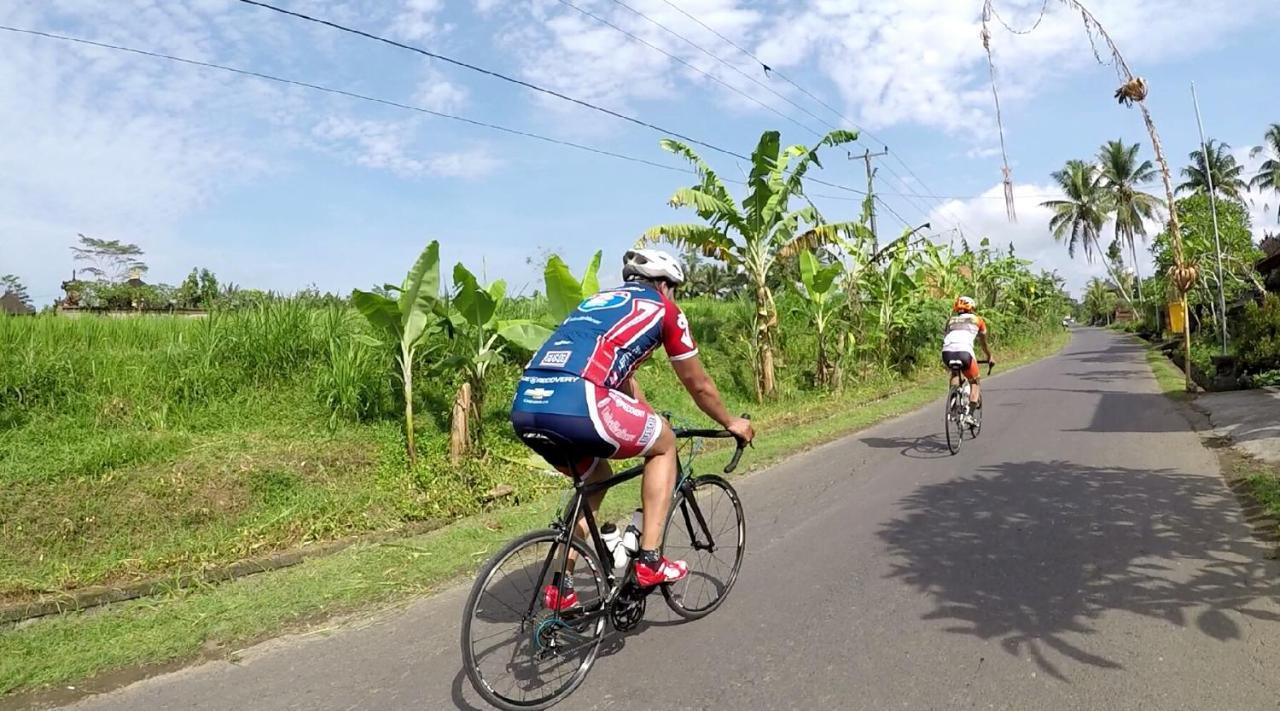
[1177,138,1248,199]
[1043,160,1110,262]
[640,128,861,399]
[790,249,845,387]
[1150,195,1262,334]
[1097,139,1161,302]
[351,241,443,468]
[1249,123,1280,219]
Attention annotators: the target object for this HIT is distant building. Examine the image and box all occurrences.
[1,291,34,315]
[1257,235,1280,294]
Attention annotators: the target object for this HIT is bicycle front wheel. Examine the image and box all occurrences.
[661,475,745,619]
[460,530,607,711]
[945,388,962,455]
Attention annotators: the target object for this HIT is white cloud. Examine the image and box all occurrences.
[392,0,450,42]
[414,67,469,112]
[927,182,1144,297]
[490,0,1279,142]
[312,117,500,178]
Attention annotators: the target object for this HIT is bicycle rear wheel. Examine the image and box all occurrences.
[661,475,745,619]
[461,530,607,711]
[944,387,962,455]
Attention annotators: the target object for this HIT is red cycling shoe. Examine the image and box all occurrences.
[542,584,579,611]
[635,556,688,587]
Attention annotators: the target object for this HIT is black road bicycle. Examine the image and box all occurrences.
[944,359,993,455]
[460,419,749,710]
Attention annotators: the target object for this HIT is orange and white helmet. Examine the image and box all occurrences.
[953,296,976,313]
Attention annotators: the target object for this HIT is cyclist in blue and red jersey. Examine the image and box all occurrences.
[511,249,754,609]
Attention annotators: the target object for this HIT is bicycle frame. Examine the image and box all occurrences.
[522,428,744,629]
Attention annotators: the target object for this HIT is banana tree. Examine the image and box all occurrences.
[544,251,602,323]
[791,249,846,389]
[446,262,550,463]
[351,241,443,468]
[641,129,860,399]
[861,234,925,366]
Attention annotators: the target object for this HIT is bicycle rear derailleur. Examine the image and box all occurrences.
[609,581,646,632]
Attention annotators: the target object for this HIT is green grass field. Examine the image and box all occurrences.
[0,329,1069,697]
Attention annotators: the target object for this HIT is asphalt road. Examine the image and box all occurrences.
[63,329,1280,710]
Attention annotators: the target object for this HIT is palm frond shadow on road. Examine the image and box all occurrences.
[878,459,1280,681]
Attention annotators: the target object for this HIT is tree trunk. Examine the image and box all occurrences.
[401,352,417,469]
[1089,233,1136,312]
[815,329,830,389]
[1127,234,1145,304]
[450,381,472,466]
[754,282,778,400]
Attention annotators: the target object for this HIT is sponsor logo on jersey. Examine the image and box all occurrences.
[566,315,601,325]
[524,388,555,400]
[521,374,579,384]
[579,290,632,312]
[553,339,572,346]
[609,393,646,417]
[539,350,572,367]
[640,413,658,444]
[599,409,638,441]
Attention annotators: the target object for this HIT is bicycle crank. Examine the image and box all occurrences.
[609,582,647,632]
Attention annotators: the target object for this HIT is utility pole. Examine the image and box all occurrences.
[851,147,890,253]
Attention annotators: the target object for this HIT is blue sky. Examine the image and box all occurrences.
[4,0,1280,305]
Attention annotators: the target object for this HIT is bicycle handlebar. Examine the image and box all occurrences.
[671,413,751,474]
[975,359,996,375]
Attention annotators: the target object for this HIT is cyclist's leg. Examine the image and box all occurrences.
[964,357,981,405]
[585,384,685,583]
[638,422,677,552]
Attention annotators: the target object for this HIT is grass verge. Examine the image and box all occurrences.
[1143,342,1192,401]
[1141,339,1280,547]
[0,330,1068,698]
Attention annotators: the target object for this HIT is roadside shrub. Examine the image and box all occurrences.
[1236,294,1280,375]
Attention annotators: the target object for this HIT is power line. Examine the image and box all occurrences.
[235,0,749,162]
[874,195,916,231]
[655,0,848,127]
[0,25,694,175]
[658,0,973,235]
[553,0,823,139]
[236,0,877,199]
[607,0,837,136]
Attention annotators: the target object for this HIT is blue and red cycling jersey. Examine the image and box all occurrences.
[525,282,698,390]
[510,283,698,471]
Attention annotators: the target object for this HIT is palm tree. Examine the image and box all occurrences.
[1042,160,1135,310]
[642,129,860,399]
[1097,139,1161,303]
[1249,123,1280,220]
[1177,138,1248,199]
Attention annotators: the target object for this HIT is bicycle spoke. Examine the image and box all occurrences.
[463,533,606,708]
[663,477,744,618]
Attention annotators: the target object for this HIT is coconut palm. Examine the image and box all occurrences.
[1177,139,1248,199]
[641,129,859,399]
[1097,139,1161,302]
[1042,159,1136,310]
[1249,123,1280,220]
[1042,160,1110,260]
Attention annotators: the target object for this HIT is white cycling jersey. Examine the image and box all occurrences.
[942,313,987,354]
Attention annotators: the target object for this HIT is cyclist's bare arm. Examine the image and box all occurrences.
[978,332,993,362]
[670,355,754,442]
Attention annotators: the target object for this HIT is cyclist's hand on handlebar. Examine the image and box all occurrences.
[727,417,754,444]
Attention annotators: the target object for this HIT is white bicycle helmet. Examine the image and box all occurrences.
[623,249,685,285]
